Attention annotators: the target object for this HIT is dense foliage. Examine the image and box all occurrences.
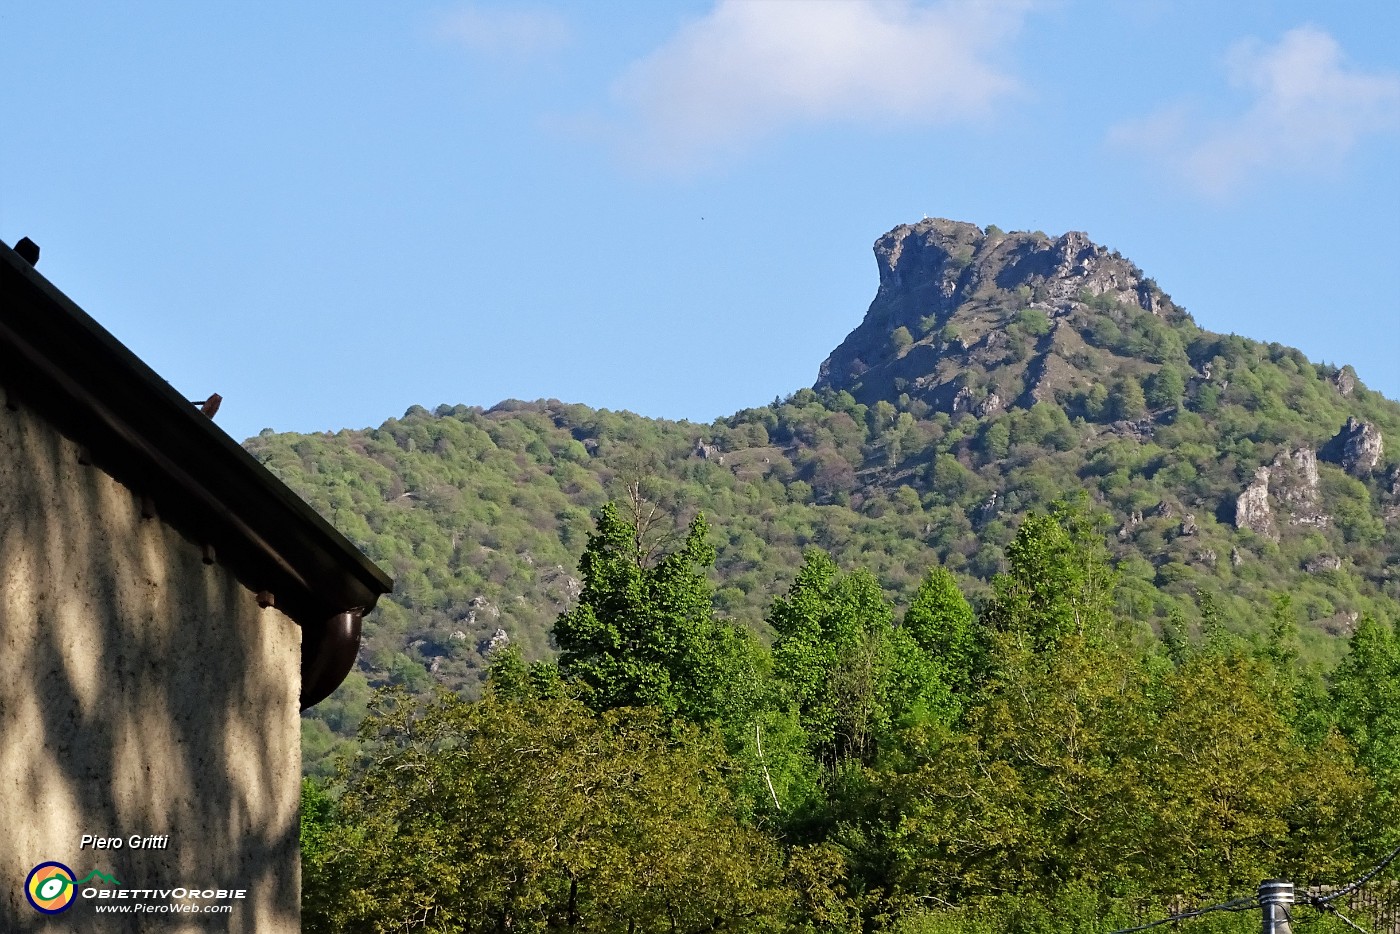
[253,324,1400,777]
[272,235,1400,927]
[303,502,1400,932]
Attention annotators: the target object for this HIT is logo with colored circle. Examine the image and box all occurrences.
[25,861,77,914]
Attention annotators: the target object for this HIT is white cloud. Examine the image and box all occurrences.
[1111,26,1400,196]
[436,5,569,61]
[609,0,1033,172]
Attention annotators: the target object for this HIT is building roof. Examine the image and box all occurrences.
[0,239,392,709]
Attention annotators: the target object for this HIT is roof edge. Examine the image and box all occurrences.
[0,239,393,706]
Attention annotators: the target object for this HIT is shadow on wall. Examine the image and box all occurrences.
[0,404,300,933]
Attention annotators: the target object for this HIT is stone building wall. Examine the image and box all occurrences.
[0,400,301,932]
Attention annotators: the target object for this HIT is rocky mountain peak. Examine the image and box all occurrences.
[816,219,1188,413]
[871,220,1154,310]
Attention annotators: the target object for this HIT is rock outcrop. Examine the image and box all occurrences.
[1235,467,1276,540]
[1304,554,1342,573]
[1332,366,1356,397]
[1322,417,1384,477]
[815,219,1187,411]
[1272,447,1330,527]
[464,594,500,626]
[1233,448,1334,537]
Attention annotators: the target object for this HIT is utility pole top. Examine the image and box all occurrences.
[1259,879,1294,934]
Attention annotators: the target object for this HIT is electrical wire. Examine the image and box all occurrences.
[1315,903,1373,934]
[1106,896,1258,934]
[1311,843,1400,907]
[1292,844,1400,934]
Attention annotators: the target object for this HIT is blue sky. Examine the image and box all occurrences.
[3,2,1398,442]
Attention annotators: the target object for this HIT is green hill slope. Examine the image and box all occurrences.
[250,219,1400,773]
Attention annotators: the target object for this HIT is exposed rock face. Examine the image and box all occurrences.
[1321,611,1361,636]
[1272,447,1329,527]
[815,218,1187,410]
[540,564,584,605]
[1305,554,1342,573]
[1333,366,1356,396]
[1272,448,1320,506]
[1345,419,1385,476]
[951,385,976,414]
[1234,449,1333,536]
[976,392,1005,417]
[464,594,500,626]
[1235,467,1276,540]
[976,491,1000,524]
[1323,417,1384,477]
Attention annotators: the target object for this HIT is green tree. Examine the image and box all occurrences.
[770,551,891,764]
[770,551,950,765]
[552,502,762,725]
[982,502,1118,651]
[1110,376,1147,420]
[1127,655,1370,895]
[1144,365,1186,409]
[979,420,1011,460]
[902,567,983,696]
[876,637,1370,909]
[1333,616,1400,816]
[894,635,1149,899]
[871,399,898,430]
[303,689,795,933]
[1013,308,1052,338]
[891,326,915,353]
[1082,382,1110,420]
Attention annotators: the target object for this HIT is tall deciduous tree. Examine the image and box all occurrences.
[902,567,983,696]
[303,690,794,933]
[770,551,953,766]
[876,638,1370,907]
[1333,616,1400,816]
[982,500,1118,651]
[552,502,762,725]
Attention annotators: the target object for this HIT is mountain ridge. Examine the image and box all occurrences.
[256,218,1400,774]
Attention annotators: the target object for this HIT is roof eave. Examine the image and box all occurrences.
[0,240,392,709]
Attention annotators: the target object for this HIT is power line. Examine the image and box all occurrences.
[1106,895,1258,934]
[1309,843,1400,908]
[1314,904,1373,934]
[1009,841,1400,934]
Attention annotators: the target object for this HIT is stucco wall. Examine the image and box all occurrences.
[0,399,302,932]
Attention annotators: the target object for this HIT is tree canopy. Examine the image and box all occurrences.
[303,503,1400,933]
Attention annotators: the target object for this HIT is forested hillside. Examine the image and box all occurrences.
[248,220,1400,775]
[286,219,1400,932]
[301,498,1400,932]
